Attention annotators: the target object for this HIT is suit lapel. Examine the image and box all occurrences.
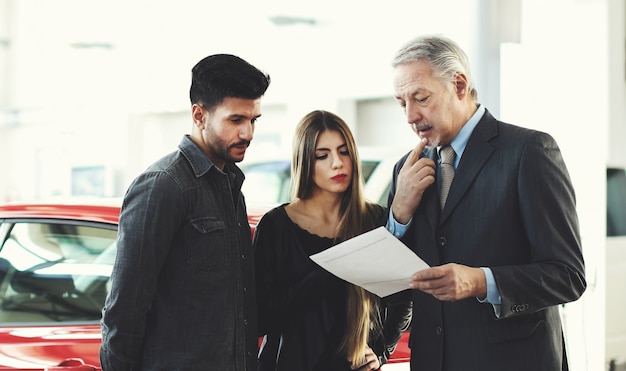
[439,110,498,224]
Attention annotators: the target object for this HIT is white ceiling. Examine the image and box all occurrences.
[4,0,478,113]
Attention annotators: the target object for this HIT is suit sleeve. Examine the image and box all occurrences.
[491,131,586,318]
[375,291,412,364]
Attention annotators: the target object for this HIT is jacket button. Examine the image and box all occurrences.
[436,326,442,335]
[439,237,447,247]
[511,303,529,312]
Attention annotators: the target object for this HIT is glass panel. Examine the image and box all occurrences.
[608,168,626,236]
[241,161,292,204]
[0,222,116,323]
[361,160,380,183]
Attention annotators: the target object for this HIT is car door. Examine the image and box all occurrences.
[0,219,116,369]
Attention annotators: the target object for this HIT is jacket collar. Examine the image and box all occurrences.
[178,135,245,190]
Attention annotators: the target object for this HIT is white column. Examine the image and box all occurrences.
[470,0,522,119]
[500,1,608,370]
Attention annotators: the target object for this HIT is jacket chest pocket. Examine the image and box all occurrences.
[188,217,227,270]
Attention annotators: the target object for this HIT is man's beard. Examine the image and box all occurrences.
[216,140,251,163]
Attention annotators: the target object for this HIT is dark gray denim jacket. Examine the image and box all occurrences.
[100,135,257,370]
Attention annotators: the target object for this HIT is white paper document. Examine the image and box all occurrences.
[309,226,429,297]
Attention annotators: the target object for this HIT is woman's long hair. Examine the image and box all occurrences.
[291,110,382,367]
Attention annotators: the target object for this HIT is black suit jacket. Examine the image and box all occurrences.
[389,110,586,371]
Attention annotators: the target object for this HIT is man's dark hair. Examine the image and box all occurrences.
[189,54,271,110]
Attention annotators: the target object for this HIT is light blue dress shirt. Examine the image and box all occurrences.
[386,104,502,315]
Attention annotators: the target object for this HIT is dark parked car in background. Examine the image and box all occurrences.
[0,199,410,370]
[606,167,626,370]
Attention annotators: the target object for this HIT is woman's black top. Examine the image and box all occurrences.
[254,204,412,371]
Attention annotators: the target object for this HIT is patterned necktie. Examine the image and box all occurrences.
[439,145,456,210]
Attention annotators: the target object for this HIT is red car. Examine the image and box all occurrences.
[0,199,409,370]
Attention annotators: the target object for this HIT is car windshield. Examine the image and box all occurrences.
[0,221,116,323]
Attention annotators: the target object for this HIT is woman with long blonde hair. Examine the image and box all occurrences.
[254,110,412,370]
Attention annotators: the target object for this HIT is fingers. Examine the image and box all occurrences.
[392,137,435,224]
[410,266,445,282]
[404,137,429,166]
[416,136,429,154]
[400,138,436,177]
[409,266,451,294]
[408,264,485,301]
[351,348,380,371]
[352,358,380,371]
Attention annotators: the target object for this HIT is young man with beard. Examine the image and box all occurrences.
[100,54,270,370]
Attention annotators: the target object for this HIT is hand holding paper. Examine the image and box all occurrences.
[309,226,429,297]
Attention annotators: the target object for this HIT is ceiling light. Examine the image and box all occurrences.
[268,15,317,26]
[70,42,113,50]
